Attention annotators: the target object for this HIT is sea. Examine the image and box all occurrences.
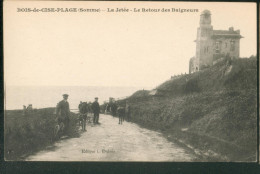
[5,86,150,110]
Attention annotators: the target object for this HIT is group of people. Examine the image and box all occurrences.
[77,97,101,131]
[78,97,101,130]
[55,94,132,135]
[105,100,131,125]
[22,104,34,115]
[55,94,101,133]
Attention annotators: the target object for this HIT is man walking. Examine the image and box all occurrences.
[125,101,131,122]
[117,106,125,125]
[79,101,88,131]
[56,94,70,134]
[92,97,100,124]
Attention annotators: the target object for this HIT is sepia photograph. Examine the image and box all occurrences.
[3,1,257,162]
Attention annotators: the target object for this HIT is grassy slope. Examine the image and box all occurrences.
[121,57,257,161]
[4,108,79,160]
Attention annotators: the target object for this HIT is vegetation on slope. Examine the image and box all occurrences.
[120,57,257,161]
[4,108,79,160]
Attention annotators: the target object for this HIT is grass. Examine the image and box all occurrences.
[4,108,79,161]
[117,57,257,161]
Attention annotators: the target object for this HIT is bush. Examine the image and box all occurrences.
[183,78,200,93]
[5,108,79,160]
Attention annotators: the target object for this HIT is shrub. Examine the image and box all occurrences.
[5,108,79,160]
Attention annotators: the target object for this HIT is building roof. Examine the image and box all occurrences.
[212,29,243,38]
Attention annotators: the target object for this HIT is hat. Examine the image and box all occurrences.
[63,94,69,97]
[95,97,98,99]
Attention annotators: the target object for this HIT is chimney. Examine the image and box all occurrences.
[229,27,234,31]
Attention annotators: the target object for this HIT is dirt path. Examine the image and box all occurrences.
[27,114,195,161]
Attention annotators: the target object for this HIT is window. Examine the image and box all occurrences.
[216,42,219,49]
[201,29,208,37]
[230,40,235,51]
[215,41,220,53]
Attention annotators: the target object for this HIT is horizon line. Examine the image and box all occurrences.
[5,85,154,88]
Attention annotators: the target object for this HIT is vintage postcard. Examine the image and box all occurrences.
[3,1,257,162]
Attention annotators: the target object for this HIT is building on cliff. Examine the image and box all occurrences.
[189,10,243,74]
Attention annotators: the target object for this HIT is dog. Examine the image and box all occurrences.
[54,122,65,139]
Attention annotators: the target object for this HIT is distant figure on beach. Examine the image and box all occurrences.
[23,105,27,115]
[92,97,100,124]
[22,104,33,115]
[117,106,125,125]
[56,94,70,134]
[79,101,88,131]
[125,101,131,122]
[27,104,33,112]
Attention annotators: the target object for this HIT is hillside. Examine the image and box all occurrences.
[119,57,257,161]
[156,56,256,95]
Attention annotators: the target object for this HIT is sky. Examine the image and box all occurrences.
[4,1,257,88]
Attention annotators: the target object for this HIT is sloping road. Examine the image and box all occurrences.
[27,114,195,161]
